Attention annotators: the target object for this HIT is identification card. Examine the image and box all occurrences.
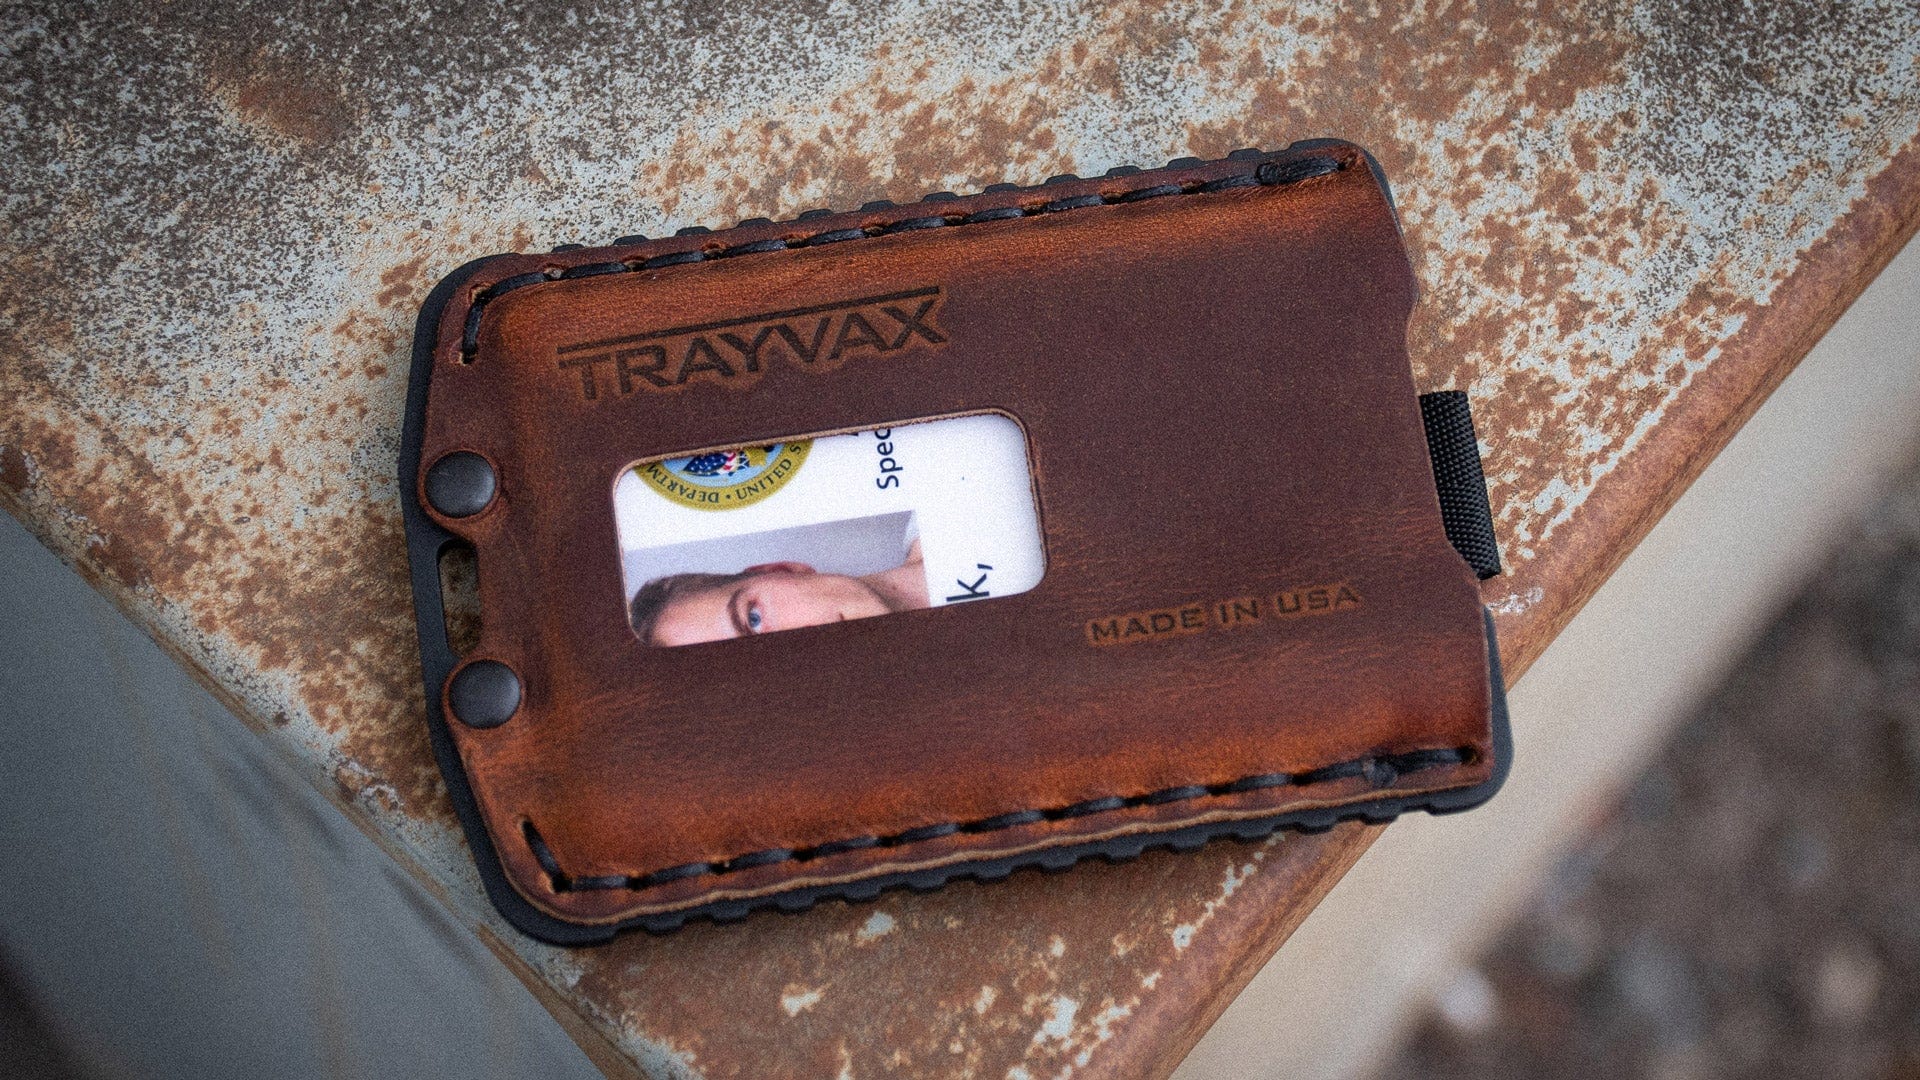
[614,413,1044,645]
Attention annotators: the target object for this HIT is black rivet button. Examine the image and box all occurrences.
[447,661,520,728]
[425,451,496,517]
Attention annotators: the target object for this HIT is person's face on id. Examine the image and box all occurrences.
[641,562,892,646]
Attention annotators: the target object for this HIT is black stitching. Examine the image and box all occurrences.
[1199,173,1261,192]
[642,862,714,887]
[1362,758,1399,786]
[1144,784,1210,805]
[453,150,1349,359]
[1257,156,1343,186]
[1116,183,1184,203]
[480,271,548,299]
[798,227,866,246]
[1040,193,1106,212]
[570,873,630,890]
[524,744,1471,893]
[968,809,1047,832]
[1223,773,1293,793]
[885,215,950,231]
[962,206,1026,223]
[726,847,794,870]
[1056,795,1126,818]
[1296,759,1369,786]
[641,250,706,270]
[719,238,788,255]
[896,822,960,843]
[459,305,484,357]
[521,820,570,891]
[1395,746,1471,770]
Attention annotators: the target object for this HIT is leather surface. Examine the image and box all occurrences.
[415,142,1495,926]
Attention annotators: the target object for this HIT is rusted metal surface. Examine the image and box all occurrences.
[2,1,1917,1076]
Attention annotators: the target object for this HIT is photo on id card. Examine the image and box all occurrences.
[615,413,1045,646]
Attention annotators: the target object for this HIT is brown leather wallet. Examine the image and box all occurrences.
[402,140,1509,942]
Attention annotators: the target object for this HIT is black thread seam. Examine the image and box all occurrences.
[520,744,1472,894]
[456,153,1347,358]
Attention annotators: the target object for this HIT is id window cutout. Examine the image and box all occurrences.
[615,412,1045,647]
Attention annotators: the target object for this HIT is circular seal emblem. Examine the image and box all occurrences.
[637,441,811,510]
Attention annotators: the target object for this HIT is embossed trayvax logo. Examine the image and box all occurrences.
[554,286,945,398]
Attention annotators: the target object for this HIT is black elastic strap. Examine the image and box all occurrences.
[1418,391,1502,580]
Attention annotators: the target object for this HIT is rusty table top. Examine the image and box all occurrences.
[4,2,1917,1076]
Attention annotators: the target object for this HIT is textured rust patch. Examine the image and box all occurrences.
[1489,138,1920,679]
[215,69,352,146]
[375,253,431,310]
[3,0,1917,1077]
[85,534,150,590]
[0,443,32,493]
